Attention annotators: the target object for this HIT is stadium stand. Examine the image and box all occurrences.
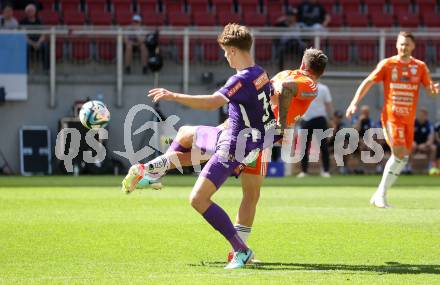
[39,10,60,25]
[187,0,210,13]
[192,11,216,26]
[114,0,135,13]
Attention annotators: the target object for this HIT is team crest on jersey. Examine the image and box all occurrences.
[227,81,242,97]
[410,65,418,75]
[253,73,269,90]
[391,67,398,81]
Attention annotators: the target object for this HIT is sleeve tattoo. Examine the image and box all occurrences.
[278,83,297,133]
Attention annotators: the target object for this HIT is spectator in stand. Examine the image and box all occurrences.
[412,108,437,174]
[297,82,333,178]
[297,0,331,30]
[124,14,148,75]
[432,121,440,175]
[20,3,49,71]
[0,4,18,29]
[275,7,306,70]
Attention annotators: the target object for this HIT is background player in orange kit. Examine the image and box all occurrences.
[346,31,440,208]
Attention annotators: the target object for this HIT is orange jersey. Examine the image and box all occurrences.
[368,56,431,124]
[271,69,318,126]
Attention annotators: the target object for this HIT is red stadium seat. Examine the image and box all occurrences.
[286,0,300,6]
[355,40,377,63]
[163,0,185,13]
[141,12,165,26]
[87,0,108,13]
[339,0,361,14]
[138,0,159,14]
[96,38,116,62]
[385,40,396,58]
[328,39,351,63]
[412,40,427,61]
[217,11,241,26]
[212,0,234,13]
[255,39,272,62]
[416,0,437,14]
[39,10,60,25]
[187,0,210,13]
[89,11,113,25]
[70,38,91,61]
[422,11,439,27]
[63,11,86,25]
[59,0,82,12]
[237,0,260,13]
[114,11,133,25]
[328,13,343,27]
[114,0,134,14]
[39,0,56,11]
[345,12,369,27]
[264,0,284,13]
[192,11,217,26]
[389,0,413,14]
[201,39,221,62]
[364,0,386,14]
[396,13,420,28]
[267,8,284,26]
[168,11,191,26]
[370,12,394,27]
[242,11,267,27]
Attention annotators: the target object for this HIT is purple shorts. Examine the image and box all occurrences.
[194,126,241,189]
[199,153,242,189]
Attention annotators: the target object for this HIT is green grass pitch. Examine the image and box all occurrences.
[0,175,439,284]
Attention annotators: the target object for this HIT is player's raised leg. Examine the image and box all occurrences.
[122,126,199,194]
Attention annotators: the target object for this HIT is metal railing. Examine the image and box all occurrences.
[2,26,440,108]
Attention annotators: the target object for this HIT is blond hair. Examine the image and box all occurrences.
[217,23,253,52]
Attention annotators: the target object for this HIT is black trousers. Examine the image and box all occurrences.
[300,116,330,173]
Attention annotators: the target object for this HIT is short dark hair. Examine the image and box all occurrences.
[217,23,253,52]
[398,31,415,43]
[302,48,328,77]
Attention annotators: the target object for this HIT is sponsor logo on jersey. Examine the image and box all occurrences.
[410,66,418,75]
[301,91,317,97]
[390,83,418,90]
[227,81,242,97]
[253,73,270,90]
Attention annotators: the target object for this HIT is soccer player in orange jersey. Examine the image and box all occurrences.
[346,31,440,208]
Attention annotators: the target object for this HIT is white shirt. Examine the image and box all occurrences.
[302,82,332,121]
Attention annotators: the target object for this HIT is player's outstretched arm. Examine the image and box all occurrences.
[346,78,375,119]
[148,88,227,110]
[278,81,298,133]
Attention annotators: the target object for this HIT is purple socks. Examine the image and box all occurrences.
[202,203,248,252]
[167,141,191,153]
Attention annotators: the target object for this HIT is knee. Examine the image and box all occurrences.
[189,190,205,211]
[176,126,194,146]
[242,187,260,205]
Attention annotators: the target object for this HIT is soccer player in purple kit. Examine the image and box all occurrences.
[121,23,276,269]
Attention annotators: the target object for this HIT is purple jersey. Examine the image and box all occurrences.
[215,65,276,159]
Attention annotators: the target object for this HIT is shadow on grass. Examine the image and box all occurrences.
[189,261,440,274]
